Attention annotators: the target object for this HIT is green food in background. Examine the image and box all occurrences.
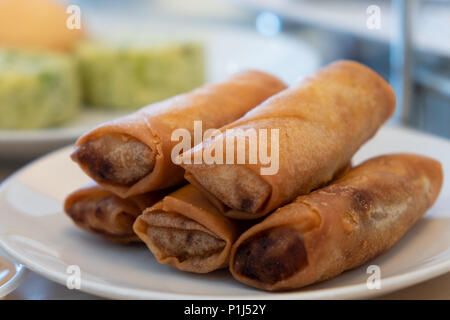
[0,49,81,129]
[76,40,205,110]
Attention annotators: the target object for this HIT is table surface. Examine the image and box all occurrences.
[1,161,449,300]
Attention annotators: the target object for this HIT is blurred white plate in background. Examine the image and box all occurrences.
[0,25,319,160]
[0,126,449,299]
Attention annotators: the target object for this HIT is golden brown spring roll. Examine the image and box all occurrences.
[133,185,251,273]
[64,184,169,244]
[230,154,443,291]
[71,71,286,198]
[180,61,396,219]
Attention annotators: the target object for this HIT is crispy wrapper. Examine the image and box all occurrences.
[180,61,396,219]
[71,71,286,198]
[230,154,443,291]
[64,183,168,244]
[133,185,252,273]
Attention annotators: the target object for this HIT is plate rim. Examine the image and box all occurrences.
[1,235,449,300]
[0,127,450,299]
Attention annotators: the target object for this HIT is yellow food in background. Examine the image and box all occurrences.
[0,0,84,52]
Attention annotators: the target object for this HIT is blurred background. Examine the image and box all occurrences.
[0,0,449,164]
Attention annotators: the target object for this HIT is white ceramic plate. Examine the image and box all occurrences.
[0,126,449,299]
[0,249,27,298]
[0,26,318,160]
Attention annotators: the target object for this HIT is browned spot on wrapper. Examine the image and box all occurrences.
[94,198,108,219]
[352,189,373,214]
[234,226,307,284]
[240,198,254,211]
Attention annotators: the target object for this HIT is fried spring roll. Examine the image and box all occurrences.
[64,184,168,244]
[71,71,286,198]
[230,154,443,291]
[180,61,396,219]
[133,185,251,273]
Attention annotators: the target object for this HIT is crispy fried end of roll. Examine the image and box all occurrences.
[73,134,156,186]
[64,184,167,244]
[72,71,286,198]
[181,60,396,219]
[230,154,443,291]
[133,185,249,273]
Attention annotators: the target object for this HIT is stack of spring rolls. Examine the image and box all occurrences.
[65,61,443,291]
